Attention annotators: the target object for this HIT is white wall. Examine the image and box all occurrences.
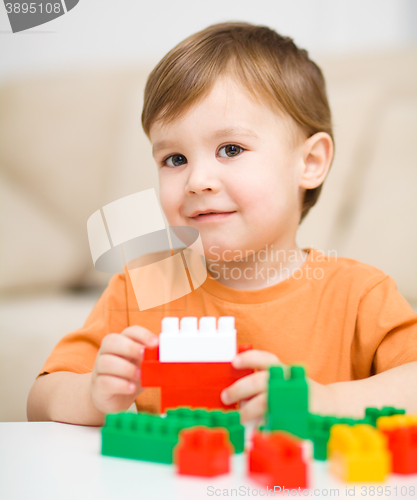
[0,0,416,85]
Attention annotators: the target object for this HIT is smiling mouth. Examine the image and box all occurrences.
[190,211,236,221]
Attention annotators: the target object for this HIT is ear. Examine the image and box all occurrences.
[299,132,334,189]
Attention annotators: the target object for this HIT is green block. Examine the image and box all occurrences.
[101,412,182,463]
[166,407,245,453]
[307,413,372,460]
[365,406,405,427]
[267,365,309,438]
[101,407,245,463]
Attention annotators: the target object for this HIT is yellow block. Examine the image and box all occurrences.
[377,414,417,430]
[328,424,391,482]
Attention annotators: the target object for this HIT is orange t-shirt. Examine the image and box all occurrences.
[38,247,417,413]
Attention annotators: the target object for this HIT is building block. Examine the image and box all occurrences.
[307,413,372,460]
[159,316,236,362]
[142,345,253,388]
[377,414,417,430]
[328,424,391,482]
[365,406,405,427]
[248,430,308,489]
[166,407,245,453]
[377,414,417,474]
[141,344,254,412]
[162,386,237,411]
[174,426,233,476]
[265,365,309,439]
[101,412,182,463]
[101,407,245,463]
[306,407,403,461]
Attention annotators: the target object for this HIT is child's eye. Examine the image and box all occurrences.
[160,144,244,168]
[218,144,244,158]
[161,154,187,168]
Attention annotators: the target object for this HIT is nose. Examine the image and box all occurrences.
[185,163,222,195]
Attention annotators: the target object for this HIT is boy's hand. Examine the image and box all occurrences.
[90,325,158,415]
[220,349,329,424]
[220,349,281,424]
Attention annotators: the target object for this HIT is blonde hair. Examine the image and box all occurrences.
[142,21,334,223]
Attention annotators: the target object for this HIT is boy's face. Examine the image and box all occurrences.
[150,76,307,261]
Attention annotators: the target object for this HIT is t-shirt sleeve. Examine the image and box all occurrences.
[37,272,129,378]
[354,275,417,377]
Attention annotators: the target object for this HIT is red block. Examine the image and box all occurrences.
[162,386,237,412]
[174,426,233,476]
[381,425,417,474]
[142,345,253,387]
[142,358,253,387]
[141,345,254,411]
[248,430,308,489]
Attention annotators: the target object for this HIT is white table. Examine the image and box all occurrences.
[1,423,416,500]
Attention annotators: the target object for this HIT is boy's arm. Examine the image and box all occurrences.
[28,271,135,425]
[27,372,106,426]
[327,361,417,417]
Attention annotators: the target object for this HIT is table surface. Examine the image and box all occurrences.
[1,422,416,500]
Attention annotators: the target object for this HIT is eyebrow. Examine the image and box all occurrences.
[152,127,259,157]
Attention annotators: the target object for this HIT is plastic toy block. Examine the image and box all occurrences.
[248,430,308,489]
[161,386,237,412]
[159,316,236,362]
[141,344,254,412]
[377,415,417,474]
[307,413,372,460]
[306,408,403,461]
[265,365,309,439]
[101,412,183,463]
[101,407,244,463]
[141,346,253,388]
[328,424,391,482]
[377,414,417,430]
[365,406,405,427]
[174,426,232,476]
[166,407,245,453]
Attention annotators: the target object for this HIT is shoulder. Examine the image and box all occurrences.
[308,247,391,296]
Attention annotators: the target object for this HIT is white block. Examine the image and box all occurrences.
[159,316,237,362]
[199,317,216,333]
[161,317,179,333]
[180,317,198,333]
[218,316,235,332]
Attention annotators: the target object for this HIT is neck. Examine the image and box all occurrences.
[205,242,308,290]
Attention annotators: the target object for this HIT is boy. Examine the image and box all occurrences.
[27,22,417,426]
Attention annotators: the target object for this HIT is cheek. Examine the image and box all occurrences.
[159,177,183,220]
[239,175,296,224]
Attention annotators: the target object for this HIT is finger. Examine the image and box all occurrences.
[96,353,141,383]
[121,325,159,347]
[239,392,267,424]
[232,349,281,370]
[95,374,139,395]
[221,370,269,405]
[100,333,145,364]
[121,325,158,347]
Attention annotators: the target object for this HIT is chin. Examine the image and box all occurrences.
[202,241,249,263]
